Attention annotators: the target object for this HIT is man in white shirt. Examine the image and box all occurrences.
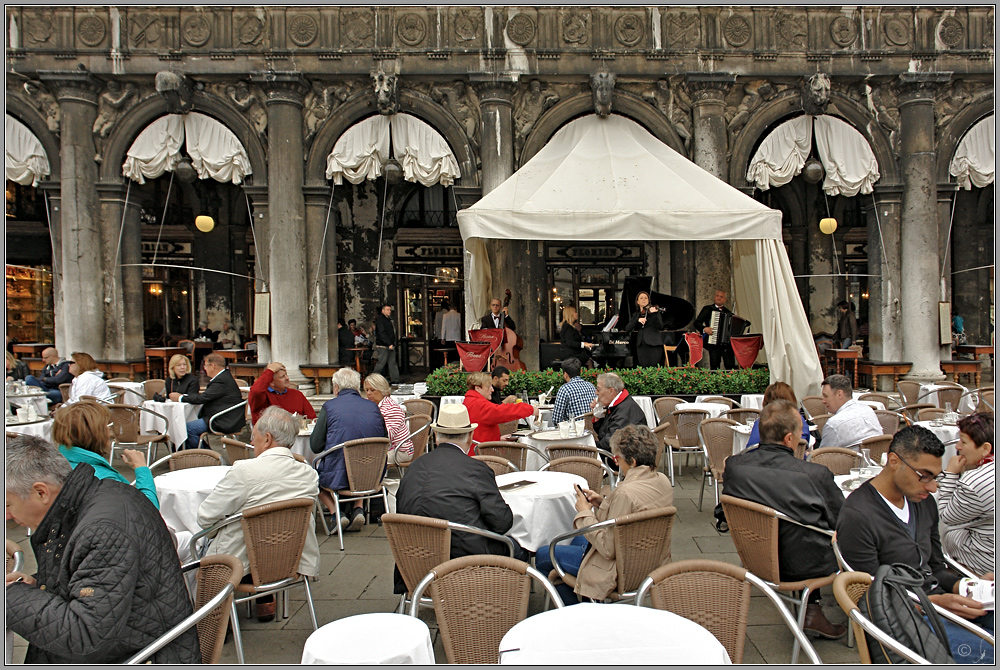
[440,302,462,342]
[819,374,883,449]
[197,406,320,622]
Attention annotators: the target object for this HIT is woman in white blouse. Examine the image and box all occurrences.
[363,373,414,466]
[938,412,994,577]
[65,352,113,405]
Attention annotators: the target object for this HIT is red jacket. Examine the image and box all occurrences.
[464,389,534,454]
[249,368,317,424]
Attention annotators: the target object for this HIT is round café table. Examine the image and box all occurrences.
[154,465,231,560]
[498,602,732,664]
[301,613,434,664]
[914,421,959,463]
[518,429,596,470]
[4,416,53,442]
[290,420,319,465]
[141,400,201,450]
[7,389,48,416]
[496,470,585,553]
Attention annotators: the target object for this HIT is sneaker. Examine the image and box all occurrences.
[340,514,350,530]
[346,508,365,532]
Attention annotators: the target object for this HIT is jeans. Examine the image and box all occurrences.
[534,536,589,605]
[930,613,994,664]
[24,375,62,404]
[373,346,399,384]
[185,418,208,450]
[841,337,853,349]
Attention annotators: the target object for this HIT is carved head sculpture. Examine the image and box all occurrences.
[155,71,194,114]
[591,72,616,117]
[372,71,399,115]
[802,72,831,116]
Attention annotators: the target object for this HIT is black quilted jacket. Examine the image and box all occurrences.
[6,465,200,664]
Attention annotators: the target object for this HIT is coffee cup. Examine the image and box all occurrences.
[558,422,571,438]
[16,408,29,422]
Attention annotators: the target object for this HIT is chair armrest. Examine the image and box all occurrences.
[402,421,431,444]
[136,406,171,435]
[447,522,517,556]
[547,518,618,580]
[208,400,248,434]
[312,440,348,467]
[846,609,932,663]
[524,444,550,463]
[189,513,244,562]
[773,510,836,538]
[125,581,235,664]
[9,551,24,575]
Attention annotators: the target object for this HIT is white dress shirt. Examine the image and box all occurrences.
[821,398,883,449]
[441,309,462,342]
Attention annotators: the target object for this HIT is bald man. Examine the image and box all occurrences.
[24,347,73,404]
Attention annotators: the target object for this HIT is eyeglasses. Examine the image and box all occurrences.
[895,454,945,484]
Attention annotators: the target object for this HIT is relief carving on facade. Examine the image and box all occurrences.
[727,80,775,134]
[24,14,53,44]
[506,13,536,46]
[77,15,108,47]
[288,14,319,47]
[772,11,807,49]
[883,17,910,46]
[303,82,350,144]
[129,12,162,48]
[934,80,971,131]
[431,80,480,153]
[236,15,265,46]
[514,79,560,155]
[342,10,374,48]
[396,12,427,47]
[372,71,400,116]
[226,81,268,137]
[937,16,964,48]
[590,72,616,117]
[21,80,61,133]
[614,13,644,47]
[829,16,859,47]
[93,81,138,162]
[861,81,900,158]
[722,15,752,48]
[561,11,589,45]
[182,14,212,47]
[453,9,480,43]
[801,73,831,116]
[642,77,692,150]
[666,11,700,49]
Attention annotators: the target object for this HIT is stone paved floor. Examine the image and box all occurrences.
[7,459,860,664]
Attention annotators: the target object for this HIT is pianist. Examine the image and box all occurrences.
[693,290,736,370]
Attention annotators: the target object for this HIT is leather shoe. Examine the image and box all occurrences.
[255,599,276,623]
[803,603,846,639]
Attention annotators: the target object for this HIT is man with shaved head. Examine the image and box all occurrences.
[24,347,73,404]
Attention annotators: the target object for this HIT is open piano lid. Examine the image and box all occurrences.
[617,276,695,331]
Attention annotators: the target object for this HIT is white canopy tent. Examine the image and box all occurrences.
[457,114,824,399]
[949,114,994,190]
[5,113,51,187]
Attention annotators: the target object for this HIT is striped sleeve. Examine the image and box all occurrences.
[380,398,414,455]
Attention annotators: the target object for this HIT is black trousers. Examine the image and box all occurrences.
[705,343,735,370]
[635,343,664,368]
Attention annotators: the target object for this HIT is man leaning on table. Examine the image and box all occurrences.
[248,361,316,425]
[170,353,245,450]
[550,357,597,427]
[819,373,882,449]
[197,407,320,622]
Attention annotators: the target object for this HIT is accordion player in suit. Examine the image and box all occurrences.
[693,289,737,370]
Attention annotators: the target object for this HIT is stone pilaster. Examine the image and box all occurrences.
[304,185,338,377]
[38,71,105,357]
[898,72,951,381]
[687,74,735,318]
[862,185,904,387]
[96,182,143,361]
[243,184,272,366]
[38,182,65,355]
[937,183,957,361]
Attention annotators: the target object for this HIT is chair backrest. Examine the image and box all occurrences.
[545,444,600,461]
[576,412,594,434]
[612,506,677,595]
[402,398,436,421]
[795,439,808,460]
[653,397,685,423]
[931,385,965,410]
[699,418,739,475]
[648,423,666,468]
[917,407,947,422]
[543,456,606,491]
[858,392,897,410]
[143,378,166,400]
[107,404,142,443]
[720,494,781,584]
[809,447,860,475]
[832,571,874,664]
[178,339,195,356]
[406,413,432,461]
[194,553,243,664]
[860,434,893,464]
[896,380,922,406]
[722,408,760,425]
[207,400,248,435]
[497,419,518,436]
[800,396,827,420]
[240,498,314,587]
[701,396,738,409]
[475,441,534,470]
[221,438,254,465]
[341,437,391,493]
[170,448,223,471]
[59,383,71,403]
[976,388,994,413]
[642,559,752,664]
[382,513,453,594]
[673,409,709,448]
[473,455,519,476]
[873,409,904,435]
[900,403,937,423]
[810,413,831,436]
[106,377,131,383]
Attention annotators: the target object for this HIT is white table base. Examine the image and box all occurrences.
[141,400,201,449]
[301,613,434,664]
[496,471,585,553]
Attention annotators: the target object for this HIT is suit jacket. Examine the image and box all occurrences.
[624,308,664,347]
[180,369,245,434]
[592,392,648,452]
[560,321,591,362]
[394,443,514,593]
[693,304,732,339]
[375,313,396,347]
[480,312,516,331]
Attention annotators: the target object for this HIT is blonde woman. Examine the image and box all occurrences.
[154,354,199,401]
[559,305,593,365]
[363,373,414,465]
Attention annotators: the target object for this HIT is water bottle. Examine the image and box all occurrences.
[944,402,957,424]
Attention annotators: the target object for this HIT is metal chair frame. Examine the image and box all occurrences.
[698,417,739,511]
[196,400,249,450]
[107,383,148,405]
[107,403,172,466]
[473,441,549,470]
[662,408,710,485]
[472,455,521,475]
[390,414,432,478]
[312,437,391,551]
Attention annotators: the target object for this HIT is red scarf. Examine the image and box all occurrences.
[609,389,630,408]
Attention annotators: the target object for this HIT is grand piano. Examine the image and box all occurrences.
[591,277,696,368]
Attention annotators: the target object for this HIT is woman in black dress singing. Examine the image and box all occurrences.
[624,291,664,368]
[559,306,594,366]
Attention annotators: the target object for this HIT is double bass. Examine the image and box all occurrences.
[493,289,526,371]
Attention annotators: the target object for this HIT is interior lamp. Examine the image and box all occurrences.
[195,215,215,233]
[819,217,837,235]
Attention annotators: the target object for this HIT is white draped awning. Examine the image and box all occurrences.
[950,115,995,190]
[747,115,880,197]
[5,114,51,187]
[325,113,460,187]
[122,113,251,185]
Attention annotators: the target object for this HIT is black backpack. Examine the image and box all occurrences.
[858,563,955,664]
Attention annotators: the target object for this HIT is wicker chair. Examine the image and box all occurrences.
[698,418,739,511]
[107,403,172,467]
[873,409,908,435]
[898,403,938,423]
[701,396,739,409]
[221,437,255,465]
[547,506,677,603]
[896,380,923,406]
[401,398,437,422]
[149,448,223,475]
[576,412,595,434]
[313,437,391,550]
[474,441,548,471]
[720,494,839,664]
[545,443,601,461]
[653,396,685,423]
[857,392,902,410]
[394,413,432,475]
[808,447,861,475]
[723,408,761,426]
[196,401,249,450]
[809,413,831,437]
[5,539,24,575]
[408,555,564,664]
[635,559,823,665]
[975,387,994,413]
[541,456,615,492]
[650,421,669,472]
[382,513,517,614]
[858,434,893,464]
[126,553,243,665]
[795,439,809,460]
[663,408,710,485]
[916,407,947,422]
[473,455,520,476]
[143,378,166,400]
[800,396,827,420]
[918,382,966,410]
[59,382,71,403]
[497,419,519,436]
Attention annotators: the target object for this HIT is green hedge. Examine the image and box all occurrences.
[424,364,770,397]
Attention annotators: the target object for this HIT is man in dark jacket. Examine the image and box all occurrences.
[5,435,199,664]
[590,372,648,454]
[480,297,516,331]
[24,347,73,404]
[171,352,245,449]
[394,403,520,594]
[373,304,399,384]
[310,367,387,531]
[837,425,994,663]
[722,400,846,639]
[692,290,736,370]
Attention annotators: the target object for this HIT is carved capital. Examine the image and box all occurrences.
[250,71,310,107]
[471,80,518,108]
[37,71,100,106]
[686,73,735,103]
[897,72,952,106]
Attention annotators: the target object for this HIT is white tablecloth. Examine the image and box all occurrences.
[677,402,729,419]
[859,400,886,410]
[108,381,147,404]
[301,613,434,664]
[4,417,53,442]
[291,422,319,465]
[518,430,596,470]
[141,400,201,448]
[440,395,464,406]
[154,465,230,560]
[499,602,731,664]
[496,471,585,553]
[7,391,48,415]
[918,384,976,414]
[740,394,765,410]
[731,424,753,455]
[914,421,960,463]
[632,396,658,429]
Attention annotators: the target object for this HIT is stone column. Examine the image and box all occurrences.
[243,185,272,365]
[304,184,337,373]
[687,74,735,313]
[251,72,311,386]
[38,182,65,355]
[937,183,957,361]
[898,73,951,382]
[96,182,143,361]
[862,185,904,386]
[38,71,105,357]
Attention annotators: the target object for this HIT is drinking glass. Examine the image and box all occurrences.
[849,467,862,480]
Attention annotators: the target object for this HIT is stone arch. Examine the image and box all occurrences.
[99,89,267,184]
[5,94,61,177]
[729,89,899,187]
[304,89,479,187]
[936,92,994,183]
[520,90,686,166]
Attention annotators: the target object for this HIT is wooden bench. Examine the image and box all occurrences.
[23,357,45,375]
[229,362,268,385]
[941,359,982,388]
[95,359,148,382]
[299,364,345,394]
[856,360,912,391]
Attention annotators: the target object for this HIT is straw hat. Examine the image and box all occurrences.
[431,404,478,434]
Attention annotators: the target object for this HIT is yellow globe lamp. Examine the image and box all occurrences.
[819,217,837,235]
[195,215,215,233]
